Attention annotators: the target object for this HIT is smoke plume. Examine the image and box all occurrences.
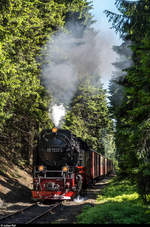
[41,23,117,127]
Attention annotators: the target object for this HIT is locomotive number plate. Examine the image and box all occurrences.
[47,148,63,153]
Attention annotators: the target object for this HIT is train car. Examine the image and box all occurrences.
[32,128,113,201]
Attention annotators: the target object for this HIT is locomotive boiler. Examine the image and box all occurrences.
[32,128,113,200]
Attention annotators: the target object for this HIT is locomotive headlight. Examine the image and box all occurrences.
[62,166,69,172]
[38,165,45,172]
[52,127,58,133]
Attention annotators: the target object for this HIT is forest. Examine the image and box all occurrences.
[0,0,150,224]
[0,0,114,167]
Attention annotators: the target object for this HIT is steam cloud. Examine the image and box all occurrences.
[51,104,66,127]
[41,23,117,127]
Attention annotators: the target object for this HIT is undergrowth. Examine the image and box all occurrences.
[77,177,150,224]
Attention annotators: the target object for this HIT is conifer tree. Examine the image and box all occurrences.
[63,81,115,158]
[105,0,150,201]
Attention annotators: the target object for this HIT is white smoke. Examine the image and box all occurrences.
[41,23,117,127]
[51,104,66,127]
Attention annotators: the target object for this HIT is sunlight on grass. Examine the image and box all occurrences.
[96,192,139,204]
[77,178,150,224]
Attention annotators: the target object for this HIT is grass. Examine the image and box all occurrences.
[77,177,150,224]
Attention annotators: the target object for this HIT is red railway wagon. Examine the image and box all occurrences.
[91,151,113,182]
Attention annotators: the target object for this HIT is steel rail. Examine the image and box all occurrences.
[0,203,37,222]
[0,202,61,224]
[25,202,60,224]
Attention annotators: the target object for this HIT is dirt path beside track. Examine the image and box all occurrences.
[48,176,114,224]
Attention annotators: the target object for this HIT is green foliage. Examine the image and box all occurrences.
[78,201,149,224]
[63,81,115,158]
[77,178,150,224]
[0,0,93,165]
[105,0,150,41]
[106,0,150,202]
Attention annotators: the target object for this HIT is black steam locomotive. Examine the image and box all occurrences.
[32,128,113,200]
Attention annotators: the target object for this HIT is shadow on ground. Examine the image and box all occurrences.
[0,168,32,206]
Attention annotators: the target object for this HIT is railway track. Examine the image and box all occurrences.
[0,202,61,224]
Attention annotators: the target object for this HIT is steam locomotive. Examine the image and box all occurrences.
[32,128,113,200]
